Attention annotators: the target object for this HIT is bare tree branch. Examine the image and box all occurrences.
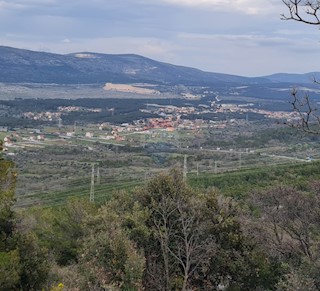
[167,198,216,291]
[285,87,320,134]
[281,0,320,25]
[250,186,320,262]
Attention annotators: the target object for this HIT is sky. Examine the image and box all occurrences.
[0,0,319,76]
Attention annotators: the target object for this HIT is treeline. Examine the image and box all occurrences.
[203,125,320,149]
[1,174,320,289]
[0,98,193,127]
[2,97,272,127]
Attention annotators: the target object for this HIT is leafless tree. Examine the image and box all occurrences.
[151,195,178,291]
[168,198,216,291]
[281,0,320,25]
[286,87,320,134]
[249,185,320,262]
[150,194,216,291]
[281,1,320,133]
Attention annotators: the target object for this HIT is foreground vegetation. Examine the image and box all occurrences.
[2,139,320,290]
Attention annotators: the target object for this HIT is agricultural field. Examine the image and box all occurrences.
[4,120,320,207]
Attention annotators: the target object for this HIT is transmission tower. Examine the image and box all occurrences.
[183,155,187,182]
[58,118,62,129]
[90,164,95,203]
[97,167,100,185]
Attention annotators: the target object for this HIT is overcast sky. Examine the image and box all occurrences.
[0,0,319,76]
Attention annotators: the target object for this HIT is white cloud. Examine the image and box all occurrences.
[0,36,179,63]
[0,0,56,11]
[0,1,25,10]
[174,30,320,75]
[159,0,280,15]
[4,0,56,5]
[178,32,291,47]
[2,29,318,76]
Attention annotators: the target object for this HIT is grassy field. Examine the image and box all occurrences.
[0,132,8,140]
[14,148,307,199]
[189,161,320,198]
[15,177,144,208]
[6,121,320,208]
[14,158,320,208]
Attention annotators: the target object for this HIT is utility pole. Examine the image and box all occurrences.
[196,162,199,177]
[214,161,218,174]
[73,121,77,132]
[96,167,100,185]
[175,133,180,149]
[144,134,147,148]
[58,118,62,129]
[90,164,95,203]
[239,151,242,169]
[183,155,187,182]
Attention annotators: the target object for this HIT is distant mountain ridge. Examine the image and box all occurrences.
[0,46,318,85]
[263,72,320,84]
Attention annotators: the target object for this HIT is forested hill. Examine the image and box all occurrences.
[0,46,273,85]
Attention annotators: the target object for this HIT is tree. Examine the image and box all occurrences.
[30,198,96,266]
[248,184,320,289]
[137,171,280,290]
[79,200,145,291]
[137,171,217,291]
[249,185,320,261]
[0,146,20,290]
[17,233,50,291]
[282,0,320,25]
[0,250,20,290]
[0,153,16,250]
[276,270,317,291]
[192,194,282,291]
[168,196,215,291]
[281,1,320,133]
[0,145,50,290]
[284,86,320,134]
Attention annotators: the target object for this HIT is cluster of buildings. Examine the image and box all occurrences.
[23,106,103,122]
[142,104,196,115]
[86,102,295,140]
[216,103,300,121]
[58,106,102,113]
[2,100,303,153]
[23,111,61,121]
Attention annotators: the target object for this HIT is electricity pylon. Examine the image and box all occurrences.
[183,155,187,182]
[97,167,100,185]
[90,164,95,203]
